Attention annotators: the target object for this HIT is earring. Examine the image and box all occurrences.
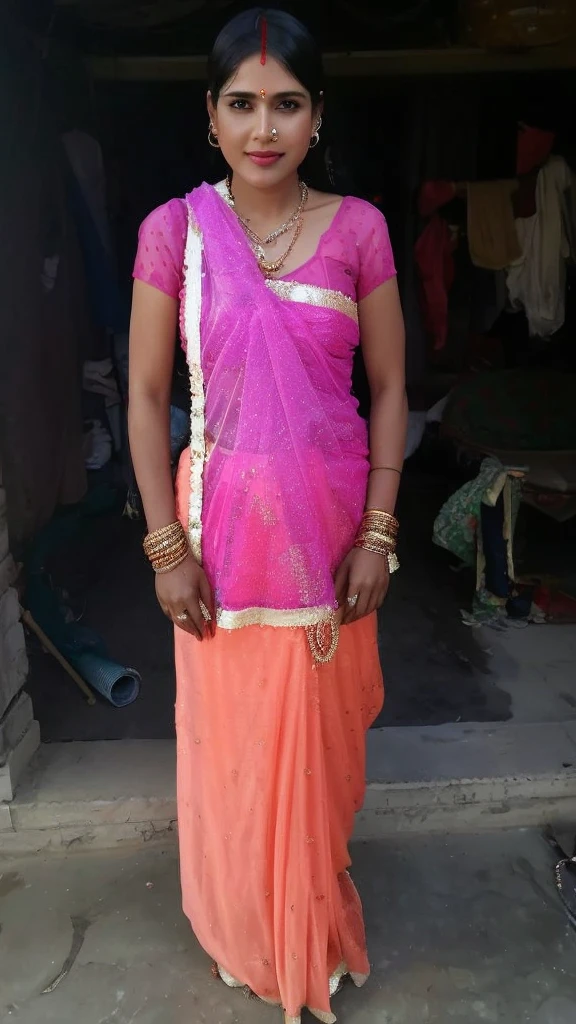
[309,116,322,150]
[208,122,220,149]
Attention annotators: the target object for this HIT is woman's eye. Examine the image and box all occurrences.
[228,98,300,111]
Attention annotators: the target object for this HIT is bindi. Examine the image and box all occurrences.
[260,89,266,99]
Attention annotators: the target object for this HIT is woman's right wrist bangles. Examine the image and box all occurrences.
[143,521,190,574]
[354,509,400,574]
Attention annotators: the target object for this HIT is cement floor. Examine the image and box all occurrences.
[1,830,576,1023]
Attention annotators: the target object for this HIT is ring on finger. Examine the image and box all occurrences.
[347,594,359,608]
[175,611,189,623]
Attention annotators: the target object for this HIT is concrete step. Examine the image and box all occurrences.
[0,739,177,853]
[3,722,576,852]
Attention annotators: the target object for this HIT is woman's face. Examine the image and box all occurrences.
[208,55,320,189]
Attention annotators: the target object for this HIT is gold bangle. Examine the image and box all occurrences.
[151,540,188,560]
[355,525,397,552]
[145,540,186,559]
[151,550,189,570]
[146,540,186,558]
[364,507,398,516]
[360,518,398,537]
[144,522,183,540]
[355,506,399,571]
[355,540,395,556]
[360,519,398,535]
[354,539,400,574]
[356,533,397,551]
[149,540,189,566]
[356,525,397,539]
[153,550,189,574]
[144,522,187,561]
[369,466,402,475]
[147,532,188,552]
[144,521,190,574]
[142,528,183,552]
[148,537,189,558]
[144,538,185,558]
[363,508,399,525]
[360,518,398,534]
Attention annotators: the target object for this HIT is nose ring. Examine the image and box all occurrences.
[269,127,279,143]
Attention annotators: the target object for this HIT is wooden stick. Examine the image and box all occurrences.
[21,609,97,706]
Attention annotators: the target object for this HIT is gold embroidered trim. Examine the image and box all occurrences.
[266,279,358,324]
[216,605,334,630]
[214,179,229,204]
[216,965,244,989]
[183,205,205,563]
[306,1011,336,1024]
[216,960,367,1024]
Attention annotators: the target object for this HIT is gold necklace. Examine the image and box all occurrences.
[255,218,304,277]
[224,178,308,277]
[226,178,308,246]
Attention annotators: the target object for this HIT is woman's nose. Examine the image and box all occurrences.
[254,104,270,140]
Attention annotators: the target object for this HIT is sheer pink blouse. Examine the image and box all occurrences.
[133,193,396,304]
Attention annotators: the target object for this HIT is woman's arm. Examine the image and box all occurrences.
[129,279,214,640]
[335,277,407,623]
[362,277,407,513]
[129,281,179,530]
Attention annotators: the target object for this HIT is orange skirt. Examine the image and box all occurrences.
[175,465,384,1021]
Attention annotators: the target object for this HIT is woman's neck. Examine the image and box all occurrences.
[229,173,301,223]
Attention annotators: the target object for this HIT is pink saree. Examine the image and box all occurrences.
[135,183,395,1021]
[181,182,369,627]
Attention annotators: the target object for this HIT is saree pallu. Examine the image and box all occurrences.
[182,182,370,624]
[175,184,384,1021]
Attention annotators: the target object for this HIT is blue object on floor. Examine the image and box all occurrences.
[72,653,141,707]
[24,497,143,708]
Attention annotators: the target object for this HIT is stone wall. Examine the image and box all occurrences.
[0,469,39,804]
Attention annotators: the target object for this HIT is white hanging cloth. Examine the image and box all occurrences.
[506,155,575,338]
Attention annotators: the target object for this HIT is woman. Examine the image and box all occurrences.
[129,9,406,1022]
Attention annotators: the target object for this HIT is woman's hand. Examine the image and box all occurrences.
[334,547,390,625]
[155,554,215,640]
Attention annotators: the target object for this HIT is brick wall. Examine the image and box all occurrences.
[0,470,39,804]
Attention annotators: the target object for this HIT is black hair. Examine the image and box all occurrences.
[208,7,324,108]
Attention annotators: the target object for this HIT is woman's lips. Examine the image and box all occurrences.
[246,152,283,167]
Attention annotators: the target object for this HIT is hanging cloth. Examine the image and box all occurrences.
[433,456,522,593]
[414,214,456,351]
[467,180,521,270]
[506,156,575,338]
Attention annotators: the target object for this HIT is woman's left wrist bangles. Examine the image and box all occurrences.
[354,509,400,574]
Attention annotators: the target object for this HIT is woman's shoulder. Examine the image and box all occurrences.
[134,198,188,298]
[338,198,396,298]
[340,195,389,229]
[138,196,188,238]
[306,191,387,240]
